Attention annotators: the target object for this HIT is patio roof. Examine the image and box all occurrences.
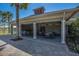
[12,7,79,25]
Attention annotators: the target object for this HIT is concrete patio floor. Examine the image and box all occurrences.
[0,35,79,56]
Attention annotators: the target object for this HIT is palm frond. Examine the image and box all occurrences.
[11,3,15,7]
[20,3,29,9]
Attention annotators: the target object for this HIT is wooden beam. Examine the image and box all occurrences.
[66,8,79,21]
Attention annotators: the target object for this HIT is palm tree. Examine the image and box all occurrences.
[11,3,28,40]
[0,11,3,34]
[0,11,2,23]
[1,12,6,33]
[4,11,13,34]
[0,11,13,35]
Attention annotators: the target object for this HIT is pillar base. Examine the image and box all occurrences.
[61,40,65,44]
[33,37,37,39]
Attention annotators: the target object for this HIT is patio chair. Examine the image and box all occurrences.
[44,32,55,38]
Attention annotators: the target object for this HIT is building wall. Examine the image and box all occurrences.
[37,21,61,36]
[45,22,61,34]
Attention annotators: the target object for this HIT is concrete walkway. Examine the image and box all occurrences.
[0,35,79,56]
[0,39,31,56]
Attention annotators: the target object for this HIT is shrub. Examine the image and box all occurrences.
[66,18,79,53]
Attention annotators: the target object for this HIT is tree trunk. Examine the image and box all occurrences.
[3,23,5,34]
[16,3,20,38]
[10,24,13,35]
[8,17,12,35]
[7,19,10,34]
[8,19,11,34]
[8,22,10,34]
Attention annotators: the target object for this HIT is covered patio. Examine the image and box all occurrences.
[12,7,79,44]
[12,12,66,44]
[21,21,61,43]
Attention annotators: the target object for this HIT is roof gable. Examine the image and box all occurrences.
[12,7,79,24]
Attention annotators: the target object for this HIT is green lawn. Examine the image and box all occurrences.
[0,30,9,35]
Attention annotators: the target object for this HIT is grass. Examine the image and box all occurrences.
[0,30,10,35]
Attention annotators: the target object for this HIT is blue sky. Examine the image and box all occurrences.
[0,3,79,20]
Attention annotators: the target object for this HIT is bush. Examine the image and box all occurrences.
[66,18,79,53]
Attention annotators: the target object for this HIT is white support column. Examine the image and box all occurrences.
[19,24,21,36]
[13,25,16,35]
[61,12,66,44]
[33,22,37,39]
